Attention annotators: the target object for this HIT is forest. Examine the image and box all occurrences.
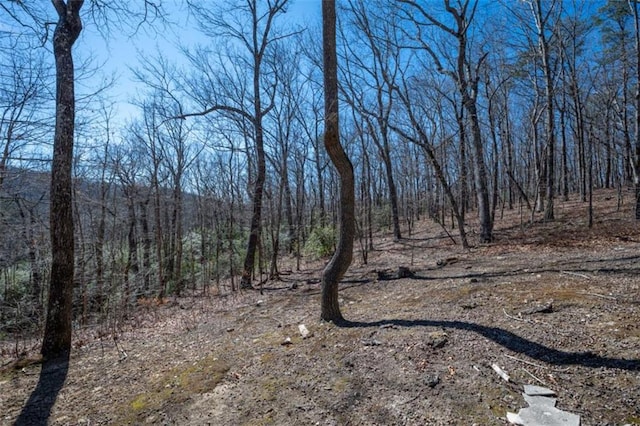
[0,0,640,423]
[0,0,636,336]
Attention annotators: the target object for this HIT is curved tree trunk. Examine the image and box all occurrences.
[321,0,355,323]
[42,0,83,361]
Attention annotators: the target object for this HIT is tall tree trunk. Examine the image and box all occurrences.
[450,3,492,242]
[531,0,556,220]
[314,133,326,226]
[282,157,296,254]
[380,144,402,240]
[631,0,640,219]
[125,192,138,305]
[456,104,468,218]
[621,39,634,185]
[42,0,83,361]
[240,119,265,289]
[240,2,273,289]
[172,179,184,294]
[321,0,355,323]
[152,174,165,298]
[269,178,284,279]
[94,174,107,310]
[463,80,492,242]
[560,86,570,201]
[140,198,152,294]
[28,207,43,316]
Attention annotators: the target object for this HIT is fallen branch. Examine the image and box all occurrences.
[520,367,546,385]
[503,308,526,322]
[504,354,572,373]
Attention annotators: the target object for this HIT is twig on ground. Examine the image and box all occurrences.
[503,308,526,322]
[504,354,572,373]
[577,291,617,301]
[560,270,592,280]
[521,367,546,385]
[398,395,420,405]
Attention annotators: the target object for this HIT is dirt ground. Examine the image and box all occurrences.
[1,189,639,425]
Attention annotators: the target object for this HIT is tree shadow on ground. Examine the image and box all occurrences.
[14,354,70,426]
[337,318,640,371]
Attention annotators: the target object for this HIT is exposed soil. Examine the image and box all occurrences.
[1,189,640,425]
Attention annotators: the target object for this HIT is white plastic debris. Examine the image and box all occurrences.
[492,363,510,382]
[298,324,310,339]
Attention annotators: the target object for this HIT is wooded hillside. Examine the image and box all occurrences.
[1,0,639,356]
[1,188,639,425]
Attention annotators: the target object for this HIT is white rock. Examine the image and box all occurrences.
[523,394,557,407]
[516,405,580,426]
[507,412,524,425]
[281,337,292,345]
[298,324,311,339]
[492,363,510,382]
[523,385,556,397]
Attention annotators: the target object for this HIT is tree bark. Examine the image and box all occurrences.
[42,0,83,361]
[530,0,557,220]
[321,0,355,323]
[631,0,640,219]
[140,198,152,293]
[239,123,265,288]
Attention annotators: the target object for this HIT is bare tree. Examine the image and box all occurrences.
[390,71,470,248]
[0,0,165,361]
[399,0,493,243]
[182,0,293,289]
[0,46,51,191]
[528,0,561,221]
[321,0,355,322]
[342,0,403,240]
[629,0,640,219]
[39,0,85,361]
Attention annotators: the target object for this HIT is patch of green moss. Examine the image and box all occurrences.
[117,354,229,425]
[489,403,508,417]
[245,414,276,426]
[129,395,148,412]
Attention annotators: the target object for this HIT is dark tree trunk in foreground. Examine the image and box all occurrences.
[632,0,640,220]
[321,0,355,322]
[42,0,83,361]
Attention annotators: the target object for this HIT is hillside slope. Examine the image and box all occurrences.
[2,189,639,425]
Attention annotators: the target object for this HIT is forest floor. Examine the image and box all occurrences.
[1,189,640,426]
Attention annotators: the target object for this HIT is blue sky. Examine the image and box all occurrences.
[78,0,319,126]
